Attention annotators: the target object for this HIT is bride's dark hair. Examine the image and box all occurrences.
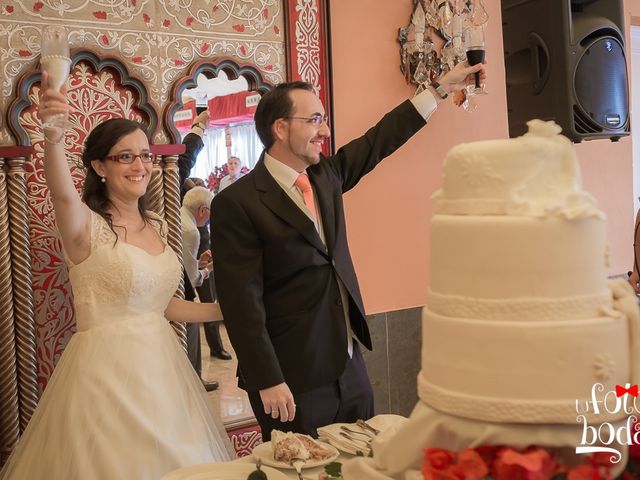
[81,118,160,239]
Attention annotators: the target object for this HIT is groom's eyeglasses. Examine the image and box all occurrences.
[283,113,329,126]
[105,152,156,164]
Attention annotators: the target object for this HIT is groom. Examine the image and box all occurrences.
[211,62,484,440]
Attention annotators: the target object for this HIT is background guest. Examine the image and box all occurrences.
[219,156,244,191]
[181,186,219,391]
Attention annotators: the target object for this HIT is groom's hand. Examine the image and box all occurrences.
[259,383,296,422]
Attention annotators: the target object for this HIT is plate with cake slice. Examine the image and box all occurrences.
[252,430,340,469]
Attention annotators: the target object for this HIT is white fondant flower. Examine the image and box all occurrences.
[459,154,504,193]
[593,353,616,381]
[525,119,562,137]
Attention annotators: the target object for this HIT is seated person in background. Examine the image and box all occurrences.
[219,156,243,191]
[181,186,219,392]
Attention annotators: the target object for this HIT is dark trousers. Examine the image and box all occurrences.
[184,271,202,376]
[203,321,225,354]
[196,274,227,355]
[248,342,374,441]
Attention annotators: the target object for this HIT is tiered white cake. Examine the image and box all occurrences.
[342,120,640,480]
[421,119,634,425]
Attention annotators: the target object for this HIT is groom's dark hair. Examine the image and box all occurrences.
[254,81,314,150]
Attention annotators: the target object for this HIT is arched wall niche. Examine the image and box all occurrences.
[165,59,273,144]
[8,49,158,147]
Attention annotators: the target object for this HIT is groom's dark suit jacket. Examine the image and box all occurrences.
[211,100,426,395]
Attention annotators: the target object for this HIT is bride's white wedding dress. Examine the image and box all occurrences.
[0,211,234,480]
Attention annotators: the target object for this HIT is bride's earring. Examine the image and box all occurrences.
[101,176,106,183]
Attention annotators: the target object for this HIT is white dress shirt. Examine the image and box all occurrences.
[180,206,207,288]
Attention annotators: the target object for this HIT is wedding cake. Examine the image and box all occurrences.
[341,120,640,479]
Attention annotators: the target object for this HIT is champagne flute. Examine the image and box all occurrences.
[40,25,71,128]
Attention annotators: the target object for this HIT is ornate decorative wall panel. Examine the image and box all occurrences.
[0,0,289,145]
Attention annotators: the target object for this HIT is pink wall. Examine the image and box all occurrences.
[330,0,638,314]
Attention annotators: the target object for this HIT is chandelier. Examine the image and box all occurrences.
[398,0,489,86]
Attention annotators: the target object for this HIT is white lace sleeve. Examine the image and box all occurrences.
[63,210,115,268]
[90,210,117,251]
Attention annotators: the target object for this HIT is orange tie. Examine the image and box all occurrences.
[295,173,317,221]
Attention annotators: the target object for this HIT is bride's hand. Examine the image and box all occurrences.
[38,71,70,136]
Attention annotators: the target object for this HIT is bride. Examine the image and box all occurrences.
[0,73,235,479]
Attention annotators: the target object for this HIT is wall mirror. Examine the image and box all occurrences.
[166,60,272,192]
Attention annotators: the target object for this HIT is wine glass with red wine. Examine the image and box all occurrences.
[464,24,486,97]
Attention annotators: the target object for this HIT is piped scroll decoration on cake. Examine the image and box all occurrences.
[427,290,612,322]
[432,120,603,220]
[416,373,627,424]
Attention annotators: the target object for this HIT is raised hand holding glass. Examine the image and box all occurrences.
[464,24,487,96]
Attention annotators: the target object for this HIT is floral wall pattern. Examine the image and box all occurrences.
[0,0,287,145]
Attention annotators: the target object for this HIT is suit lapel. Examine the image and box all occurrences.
[309,169,336,255]
[253,157,328,255]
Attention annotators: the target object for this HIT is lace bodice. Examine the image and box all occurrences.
[68,211,181,330]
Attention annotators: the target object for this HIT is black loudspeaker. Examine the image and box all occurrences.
[501,0,630,142]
